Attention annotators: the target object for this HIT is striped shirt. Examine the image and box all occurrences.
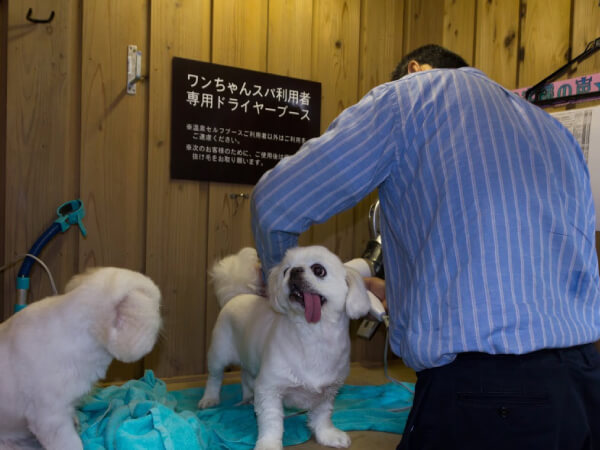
[251,67,600,371]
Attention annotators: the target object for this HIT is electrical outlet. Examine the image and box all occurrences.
[356,318,380,340]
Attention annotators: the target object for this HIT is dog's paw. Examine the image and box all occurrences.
[197,396,220,409]
[254,438,283,450]
[315,427,351,448]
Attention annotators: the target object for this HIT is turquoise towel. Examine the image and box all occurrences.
[77,370,414,450]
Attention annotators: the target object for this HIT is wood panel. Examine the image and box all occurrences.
[350,0,404,362]
[80,0,148,271]
[212,0,268,71]
[255,0,314,269]
[355,0,404,263]
[403,0,477,67]
[267,0,313,79]
[205,183,254,359]
[358,0,404,95]
[571,0,600,78]
[443,0,476,65]
[305,0,361,262]
[518,0,571,88]
[3,0,80,318]
[311,0,361,150]
[0,0,6,316]
[80,0,149,381]
[403,0,445,54]
[205,0,269,370]
[474,0,520,88]
[145,0,212,378]
[268,0,315,250]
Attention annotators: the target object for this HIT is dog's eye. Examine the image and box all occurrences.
[311,264,326,278]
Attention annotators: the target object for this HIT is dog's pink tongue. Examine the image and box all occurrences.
[303,292,321,323]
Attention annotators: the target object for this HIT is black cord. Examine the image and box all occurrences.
[525,37,600,103]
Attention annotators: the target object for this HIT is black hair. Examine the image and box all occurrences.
[391,44,468,80]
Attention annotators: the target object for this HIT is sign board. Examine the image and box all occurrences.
[512,73,600,107]
[171,57,321,184]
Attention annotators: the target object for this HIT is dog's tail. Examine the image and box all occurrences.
[210,247,264,308]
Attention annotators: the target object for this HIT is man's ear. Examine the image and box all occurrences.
[407,60,421,74]
[408,60,433,74]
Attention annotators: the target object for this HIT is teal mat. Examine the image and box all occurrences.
[77,370,414,450]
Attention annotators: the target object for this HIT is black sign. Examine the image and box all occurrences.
[171,57,321,184]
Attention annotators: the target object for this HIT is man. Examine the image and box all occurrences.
[251,44,600,449]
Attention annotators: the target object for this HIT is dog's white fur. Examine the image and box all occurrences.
[198,246,371,450]
[0,267,162,450]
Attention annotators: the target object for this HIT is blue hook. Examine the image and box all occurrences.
[55,199,87,237]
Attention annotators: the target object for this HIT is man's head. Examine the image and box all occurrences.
[391,44,468,80]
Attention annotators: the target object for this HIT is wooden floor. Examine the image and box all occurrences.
[161,360,417,449]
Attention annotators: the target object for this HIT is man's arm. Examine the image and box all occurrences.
[251,82,400,274]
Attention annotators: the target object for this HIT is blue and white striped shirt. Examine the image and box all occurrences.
[251,67,600,371]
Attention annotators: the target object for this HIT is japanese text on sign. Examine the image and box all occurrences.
[171,57,321,184]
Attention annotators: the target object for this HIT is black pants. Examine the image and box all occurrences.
[397,343,600,450]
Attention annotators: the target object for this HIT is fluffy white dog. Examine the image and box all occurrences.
[0,267,162,450]
[198,246,371,450]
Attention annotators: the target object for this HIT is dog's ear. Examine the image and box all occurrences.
[344,267,371,319]
[267,265,287,314]
[80,268,162,363]
[104,288,162,362]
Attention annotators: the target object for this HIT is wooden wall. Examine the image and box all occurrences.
[1,0,599,380]
[0,0,6,305]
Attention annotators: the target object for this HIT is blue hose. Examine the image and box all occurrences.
[14,199,86,313]
[17,222,62,279]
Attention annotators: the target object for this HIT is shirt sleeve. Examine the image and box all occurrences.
[251,82,400,274]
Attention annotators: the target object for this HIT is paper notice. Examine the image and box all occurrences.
[552,106,600,230]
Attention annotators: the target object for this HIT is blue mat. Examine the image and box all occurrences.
[77,370,414,450]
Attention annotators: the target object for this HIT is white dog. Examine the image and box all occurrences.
[198,246,371,450]
[0,267,162,450]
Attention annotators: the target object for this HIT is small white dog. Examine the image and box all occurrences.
[0,267,162,450]
[198,246,371,450]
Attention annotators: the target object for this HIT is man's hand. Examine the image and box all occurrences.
[363,276,387,311]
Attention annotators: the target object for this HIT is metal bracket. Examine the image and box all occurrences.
[127,45,143,95]
[229,193,249,199]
